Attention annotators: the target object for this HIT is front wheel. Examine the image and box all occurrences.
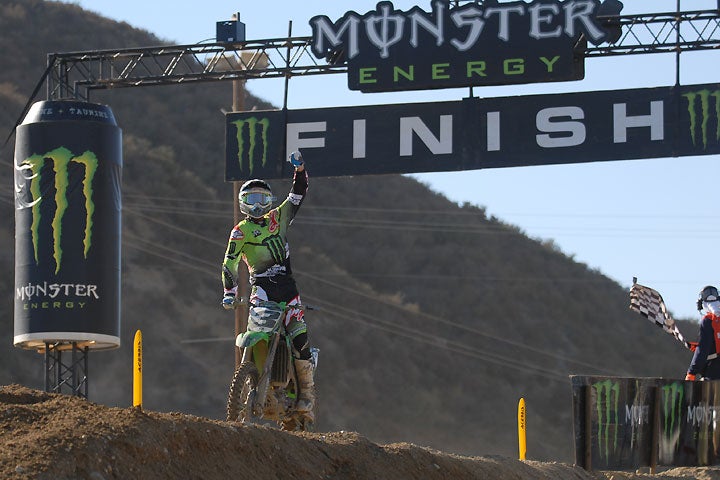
[226,362,259,422]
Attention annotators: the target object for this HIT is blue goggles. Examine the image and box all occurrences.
[241,192,273,206]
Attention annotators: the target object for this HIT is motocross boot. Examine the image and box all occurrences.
[294,358,316,424]
[263,390,280,420]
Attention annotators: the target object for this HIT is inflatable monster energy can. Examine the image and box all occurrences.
[13,100,122,350]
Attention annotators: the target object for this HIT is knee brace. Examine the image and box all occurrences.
[292,332,311,360]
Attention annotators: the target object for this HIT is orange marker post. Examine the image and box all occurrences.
[133,329,143,410]
[518,397,527,460]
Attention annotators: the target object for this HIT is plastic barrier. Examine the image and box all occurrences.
[572,376,720,470]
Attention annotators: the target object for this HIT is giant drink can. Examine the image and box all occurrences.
[14,100,122,350]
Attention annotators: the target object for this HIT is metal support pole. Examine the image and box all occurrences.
[584,385,593,470]
[55,349,61,392]
[72,343,78,393]
[283,21,293,110]
[675,0,681,86]
[83,345,89,398]
[650,385,661,474]
[44,343,51,392]
[232,73,249,369]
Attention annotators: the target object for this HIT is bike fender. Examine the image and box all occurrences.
[236,331,269,348]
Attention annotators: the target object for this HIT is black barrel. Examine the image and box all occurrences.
[14,100,122,350]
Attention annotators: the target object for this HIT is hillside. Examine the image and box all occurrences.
[4,384,720,480]
[0,0,697,466]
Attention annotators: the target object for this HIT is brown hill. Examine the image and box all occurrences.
[0,0,698,466]
[3,384,720,480]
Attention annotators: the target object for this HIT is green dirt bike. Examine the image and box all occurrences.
[225,299,318,431]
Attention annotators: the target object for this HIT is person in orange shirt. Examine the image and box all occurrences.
[686,286,720,381]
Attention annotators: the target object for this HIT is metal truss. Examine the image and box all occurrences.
[45,8,720,101]
[587,9,720,56]
[43,8,720,101]
[44,342,89,398]
[46,37,345,100]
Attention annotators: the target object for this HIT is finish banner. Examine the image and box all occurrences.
[225,82,720,181]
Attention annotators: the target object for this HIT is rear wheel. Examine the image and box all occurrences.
[226,362,259,422]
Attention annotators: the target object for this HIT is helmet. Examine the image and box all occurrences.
[697,285,720,311]
[238,179,274,218]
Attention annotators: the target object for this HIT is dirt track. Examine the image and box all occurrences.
[2,385,720,480]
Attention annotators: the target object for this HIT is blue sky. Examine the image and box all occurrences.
[60,0,719,319]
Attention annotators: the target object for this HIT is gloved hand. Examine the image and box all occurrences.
[288,150,303,167]
[685,373,697,381]
[222,294,237,310]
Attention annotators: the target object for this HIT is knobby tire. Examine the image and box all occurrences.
[226,362,259,422]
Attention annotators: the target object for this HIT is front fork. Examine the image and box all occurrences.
[246,336,302,413]
[246,334,282,416]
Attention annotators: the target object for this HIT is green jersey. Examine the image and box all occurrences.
[222,170,308,296]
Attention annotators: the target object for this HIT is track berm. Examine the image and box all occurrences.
[2,385,720,479]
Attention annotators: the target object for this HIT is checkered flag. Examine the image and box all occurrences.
[629,281,695,351]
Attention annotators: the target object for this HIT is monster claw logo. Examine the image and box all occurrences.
[683,88,720,150]
[661,382,684,439]
[16,147,98,274]
[233,116,270,175]
[593,379,620,462]
[263,235,286,265]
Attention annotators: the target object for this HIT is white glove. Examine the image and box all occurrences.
[222,294,237,310]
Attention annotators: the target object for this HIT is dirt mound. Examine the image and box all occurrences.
[0,385,718,480]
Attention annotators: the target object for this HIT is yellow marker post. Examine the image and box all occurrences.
[133,329,143,410]
[518,397,527,460]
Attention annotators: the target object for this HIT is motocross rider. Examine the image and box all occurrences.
[221,151,315,424]
[686,285,720,381]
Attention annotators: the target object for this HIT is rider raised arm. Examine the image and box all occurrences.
[221,157,307,295]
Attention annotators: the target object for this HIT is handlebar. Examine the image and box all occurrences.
[231,297,318,311]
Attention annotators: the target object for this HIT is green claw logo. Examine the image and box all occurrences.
[263,235,286,265]
[683,89,720,150]
[233,116,270,175]
[17,147,97,274]
[593,379,620,462]
[661,382,684,439]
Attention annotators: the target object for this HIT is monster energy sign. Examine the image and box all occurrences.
[225,82,720,181]
[13,100,122,350]
[264,236,286,265]
[18,147,98,274]
[659,381,685,465]
[684,89,720,150]
[226,111,285,180]
[593,379,620,462]
[573,376,720,469]
[581,378,655,469]
[309,0,623,92]
[233,116,274,174]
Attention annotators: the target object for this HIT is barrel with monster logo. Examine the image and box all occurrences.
[14,100,122,350]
